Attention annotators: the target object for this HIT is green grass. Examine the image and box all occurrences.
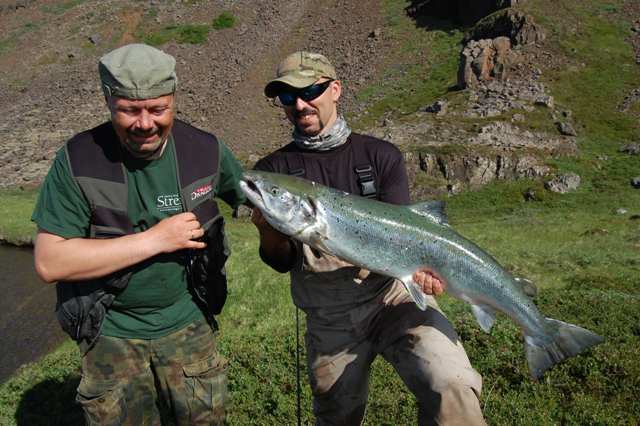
[1,0,640,424]
[1,199,638,424]
[137,11,237,46]
[0,340,83,425]
[0,188,38,245]
[140,24,212,46]
[212,11,236,30]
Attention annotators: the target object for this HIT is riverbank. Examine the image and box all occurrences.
[0,189,67,385]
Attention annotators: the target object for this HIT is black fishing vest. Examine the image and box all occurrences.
[55,120,229,354]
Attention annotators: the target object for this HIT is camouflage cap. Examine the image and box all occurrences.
[264,51,337,98]
[99,43,177,100]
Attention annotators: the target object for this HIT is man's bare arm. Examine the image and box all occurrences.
[35,212,206,283]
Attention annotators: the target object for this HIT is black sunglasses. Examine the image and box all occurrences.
[277,80,334,106]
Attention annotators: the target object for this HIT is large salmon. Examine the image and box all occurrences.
[240,170,603,379]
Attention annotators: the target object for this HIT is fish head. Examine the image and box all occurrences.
[240,171,321,237]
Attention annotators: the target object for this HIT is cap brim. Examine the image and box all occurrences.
[264,74,319,98]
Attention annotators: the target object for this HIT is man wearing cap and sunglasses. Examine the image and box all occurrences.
[251,51,486,425]
[32,43,245,425]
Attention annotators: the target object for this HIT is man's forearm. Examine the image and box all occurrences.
[35,212,206,284]
[35,231,162,283]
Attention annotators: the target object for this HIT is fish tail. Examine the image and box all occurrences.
[524,318,603,380]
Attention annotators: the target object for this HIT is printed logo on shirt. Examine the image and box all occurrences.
[157,193,182,212]
[191,183,213,201]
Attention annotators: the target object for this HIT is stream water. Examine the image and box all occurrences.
[0,245,66,383]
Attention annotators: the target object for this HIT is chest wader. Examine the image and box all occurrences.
[282,140,379,426]
[56,120,229,354]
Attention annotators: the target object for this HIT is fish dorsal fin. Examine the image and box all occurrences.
[409,200,449,225]
[514,277,538,298]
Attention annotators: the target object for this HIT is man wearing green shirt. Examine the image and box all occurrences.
[32,43,245,425]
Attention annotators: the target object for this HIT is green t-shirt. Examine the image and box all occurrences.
[32,131,246,339]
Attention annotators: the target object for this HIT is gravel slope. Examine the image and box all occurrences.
[0,0,390,187]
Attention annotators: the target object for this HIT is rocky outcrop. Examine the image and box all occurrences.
[416,122,571,188]
[458,8,546,89]
[423,100,448,116]
[469,122,575,154]
[418,151,550,188]
[369,119,576,197]
[619,143,640,155]
[458,36,517,88]
[544,173,581,193]
[463,77,555,118]
[465,8,546,46]
[619,88,640,112]
[557,121,577,136]
[377,2,571,199]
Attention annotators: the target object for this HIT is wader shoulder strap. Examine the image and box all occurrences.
[171,119,221,230]
[350,134,378,199]
[354,164,377,199]
[65,122,133,237]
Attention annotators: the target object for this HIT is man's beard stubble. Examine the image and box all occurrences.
[294,107,325,136]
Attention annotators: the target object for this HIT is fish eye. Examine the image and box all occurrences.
[270,187,279,195]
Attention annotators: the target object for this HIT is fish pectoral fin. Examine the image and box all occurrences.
[310,231,332,254]
[400,278,429,311]
[470,304,497,333]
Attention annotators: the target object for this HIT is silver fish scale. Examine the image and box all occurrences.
[315,187,548,338]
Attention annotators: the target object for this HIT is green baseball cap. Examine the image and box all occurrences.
[99,43,177,100]
[264,51,337,98]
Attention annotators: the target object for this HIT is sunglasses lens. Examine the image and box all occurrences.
[278,93,296,106]
[299,83,328,101]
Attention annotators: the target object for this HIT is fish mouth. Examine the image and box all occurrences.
[239,174,264,209]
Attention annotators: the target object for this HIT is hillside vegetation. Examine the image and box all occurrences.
[1,0,639,424]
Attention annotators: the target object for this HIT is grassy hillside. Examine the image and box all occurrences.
[1,0,639,424]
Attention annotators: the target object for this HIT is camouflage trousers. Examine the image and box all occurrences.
[304,280,486,426]
[76,318,227,426]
